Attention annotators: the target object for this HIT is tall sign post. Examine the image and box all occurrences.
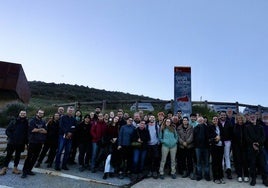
[174,67,192,116]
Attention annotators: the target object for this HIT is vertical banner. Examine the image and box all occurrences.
[174,67,192,116]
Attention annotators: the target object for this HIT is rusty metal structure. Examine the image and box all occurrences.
[0,61,30,104]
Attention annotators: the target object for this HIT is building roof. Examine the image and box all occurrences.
[0,61,31,103]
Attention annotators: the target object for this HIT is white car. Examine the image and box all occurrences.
[164,103,172,110]
[130,103,154,112]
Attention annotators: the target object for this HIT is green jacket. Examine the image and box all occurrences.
[160,127,178,148]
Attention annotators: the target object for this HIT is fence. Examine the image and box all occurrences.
[53,100,268,114]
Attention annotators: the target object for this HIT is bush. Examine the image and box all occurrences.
[0,103,27,128]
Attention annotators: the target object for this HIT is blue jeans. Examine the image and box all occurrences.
[132,149,147,174]
[55,136,72,168]
[195,148,210,178]
[91,142,99,170]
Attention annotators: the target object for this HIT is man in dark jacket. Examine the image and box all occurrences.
[21,109,47,178]
[0,111,28,175]
[246,114,268,186]
[54,106,76,171]
[219,111,233,179]
[193,117,210,181]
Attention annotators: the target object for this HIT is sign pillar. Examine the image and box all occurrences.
[174,67,192,116]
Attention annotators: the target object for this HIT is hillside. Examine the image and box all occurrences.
[29,81,158,106]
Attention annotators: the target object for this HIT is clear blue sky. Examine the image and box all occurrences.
[1,1,268,106]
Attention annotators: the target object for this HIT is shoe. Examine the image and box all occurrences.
[35,162,41,168]
[196,176,202,181]
[152,171,158,179]
[238,177,243,182]
[0,167,7,175]
[171,174,176,179]
[263,179,268,187]
[118,172,124,179]
[147,171,152,178]
[214,179,221,184]
[250,179,256,186]
[27,171,35,175]
[103,173,108,180]
[220,179,226,184]
[205,176,211,181]
[54,166,61,171]
[190,172,196,180]
[109,173,114,178]
[21,173,27,178]
[160,174,164,179]
[126,171,131,178]
[226,168,232,179]
[182,171,188,178]
[62,166,69,170]
[244,177,249,182]
[130,174,138,182]
[79,166,85,172]
[137,173,143,180]
[12,167,21,174]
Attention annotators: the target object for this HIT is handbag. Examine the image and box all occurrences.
[131,141,142,147]
[131,130,142,148]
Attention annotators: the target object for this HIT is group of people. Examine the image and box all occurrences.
[1,106,268,187]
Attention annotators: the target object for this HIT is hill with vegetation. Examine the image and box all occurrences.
[29,81,157,102]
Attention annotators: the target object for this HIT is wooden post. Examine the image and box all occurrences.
[135,100,138,112]
[258,105,262,116]
[235,102,239,114]
[74,101,78,110]
[204,100,208,109]
[102,100,106,112]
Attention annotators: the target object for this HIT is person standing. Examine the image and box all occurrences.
[90,113,107,173]
[159,118,178,179]
[219,111,233,179]
[0,111,28,175]
[193,117,210,181]
[146,115,160,179]
[35,113,60,168]
[68,110,82,165]
[77,114,92,172]
[131,120,150,181]
[245,114,268,186]
[54,106,76,171]
[117,117,135,179]
[21,109,47,178]
[209,116,225,184]
[177,116,194,178]
[232,114,249,182]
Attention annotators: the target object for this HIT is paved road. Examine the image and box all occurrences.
[133,175,266,188]
[0,161,130,188]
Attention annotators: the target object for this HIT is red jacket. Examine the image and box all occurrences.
[91,120,107,143]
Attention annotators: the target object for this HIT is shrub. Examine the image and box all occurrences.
[0,103,27,128]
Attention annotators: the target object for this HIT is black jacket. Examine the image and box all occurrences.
[6,117,28,145]
[76,121,92,144]
[245,122,265,150]
[193,123,209,148]
[208,123,225,147]
[219,119,233,141]
[28,116,47,144]
[233,123,248,150]
[131,127,150,150]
